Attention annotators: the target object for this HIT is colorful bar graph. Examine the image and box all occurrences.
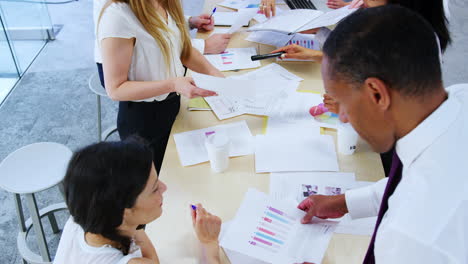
[267,206,294,220]
[253,236,272,246]
[257,227,287,240]
[221,52,234,65]
[249,241,278,253]
[259,221,289,234]
[255,232,285,245]
[265,212,290,224]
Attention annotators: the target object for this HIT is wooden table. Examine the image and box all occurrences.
[146,2,385,263]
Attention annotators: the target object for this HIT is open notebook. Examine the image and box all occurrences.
[248,5,356,34]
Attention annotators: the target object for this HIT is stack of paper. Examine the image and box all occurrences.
[173,121,254,166]
[204,47,261,71]
[255,132,339,173]
[220,188,337,264]
[192,67,301,120]
[269,172,377,236]
[248,6,356,34]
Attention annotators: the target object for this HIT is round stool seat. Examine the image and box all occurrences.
[0,142,72,194]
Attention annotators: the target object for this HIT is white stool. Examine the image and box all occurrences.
[0,142,72,264]
[88,73,118,142]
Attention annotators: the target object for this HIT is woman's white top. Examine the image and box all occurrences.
[54,217,142,264]
[96,1,185,102]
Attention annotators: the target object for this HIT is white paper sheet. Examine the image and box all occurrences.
[246,31,294,47]
[209,27,232,36]
[252,7,284,23]
[267,91,340,129]
[213,12,249,26]
[255,133,339,173]
[204,96,246,120]
[248,9,323,33]
[217,0,260,10]
[193,69,301,119]
[297,5,357,32]
[221,222,270,264]
[269,172,377,236]
[234,63,303,82]
[173,121,254,166]
[192,72,257,98]
[204,47,261,71]
[220,188,337,264]
[229,9,258,34]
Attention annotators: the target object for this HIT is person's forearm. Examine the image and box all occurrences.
[106,79,175,101]
[201,242,221,264]
[183,48,223,77]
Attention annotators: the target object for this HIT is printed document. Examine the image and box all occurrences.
[220,188,337,264]
[269,172,377,236]
[204,47,261,71]
[173,121,254,166]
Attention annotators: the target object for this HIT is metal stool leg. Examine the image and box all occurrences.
[25,193,51,262]
[13,194,26,232]
[47,213,60,234]
[58,182,66,202]
[97,94,102,142]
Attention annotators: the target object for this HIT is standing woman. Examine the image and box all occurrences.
[97,0,223,173]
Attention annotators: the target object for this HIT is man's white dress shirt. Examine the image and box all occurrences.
[345,84,468,263]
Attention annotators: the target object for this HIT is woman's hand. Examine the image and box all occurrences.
[191,204,221,264]
[323,93,340,114]
[189,14,215,31]
[271,45,323,62]
[204,34,232,54]
[191,204,221,244]
[259,0,276,18]
[173,77,217,98]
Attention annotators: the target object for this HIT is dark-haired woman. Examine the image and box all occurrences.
[54,138,222,264]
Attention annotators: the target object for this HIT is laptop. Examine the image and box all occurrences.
[284,0,333,11]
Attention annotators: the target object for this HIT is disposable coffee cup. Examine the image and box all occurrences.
[205,133,230,173]
[337,122,359,155]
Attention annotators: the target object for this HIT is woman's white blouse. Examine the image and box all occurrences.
[97,2,185,102]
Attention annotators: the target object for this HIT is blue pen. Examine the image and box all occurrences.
[209,7,217,19]
[191,204,197,210]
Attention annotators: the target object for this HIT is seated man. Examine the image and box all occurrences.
[298,5,468,263]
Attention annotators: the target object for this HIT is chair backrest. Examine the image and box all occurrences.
[88,73,108,97]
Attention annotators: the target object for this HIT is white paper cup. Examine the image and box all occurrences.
[337,123,359,155]
[205,133,230,173]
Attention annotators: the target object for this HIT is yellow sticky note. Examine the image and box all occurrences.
[188,97,211,110]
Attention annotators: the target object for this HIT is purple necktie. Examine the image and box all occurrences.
[362,150,403,264]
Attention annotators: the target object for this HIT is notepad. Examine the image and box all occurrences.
[187,97,211,111]
[249,5,356,34]
[220,188,337,264]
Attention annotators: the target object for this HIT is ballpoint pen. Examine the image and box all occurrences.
[209,7,217,19]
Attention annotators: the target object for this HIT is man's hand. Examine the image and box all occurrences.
[204,34,232,54]
[189,14,215,31]
[297,194,348,224]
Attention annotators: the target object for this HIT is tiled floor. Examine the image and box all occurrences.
[0,0,466,262]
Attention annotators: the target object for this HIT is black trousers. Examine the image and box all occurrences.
[96,63,180,174]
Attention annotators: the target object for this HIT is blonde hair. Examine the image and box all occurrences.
[98,0,192,70]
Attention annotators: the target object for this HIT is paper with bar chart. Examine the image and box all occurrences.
[220,188,337,264]
[204,47,261,71]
